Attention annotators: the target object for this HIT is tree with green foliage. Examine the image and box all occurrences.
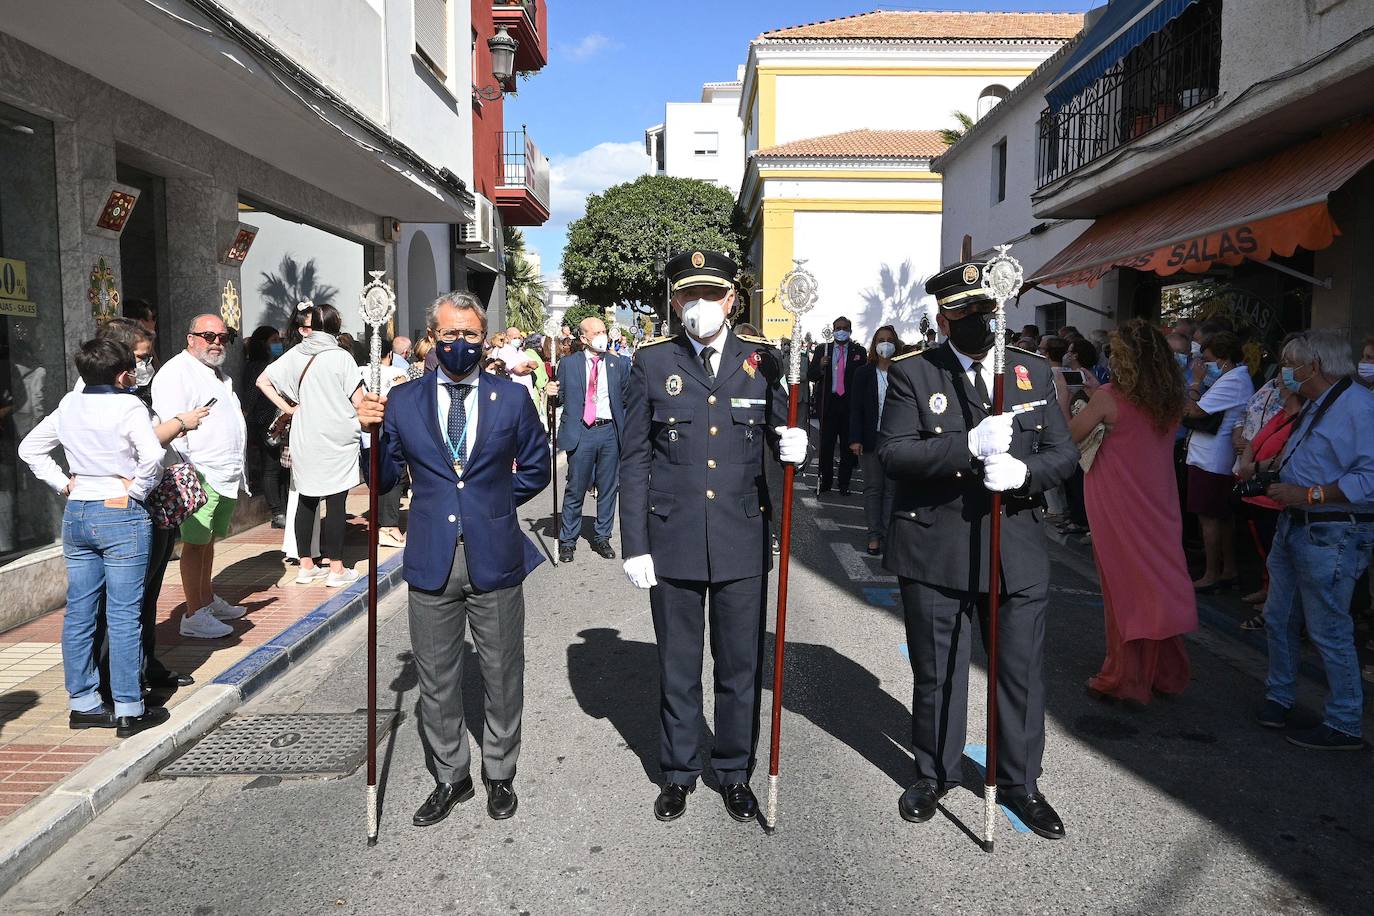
[561,175,748,313]
[939,111,976,146]
[561,301,605,332]
[503,226,548,334]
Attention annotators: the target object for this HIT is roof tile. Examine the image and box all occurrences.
[760,11,1083,42]
[755,129,948,161]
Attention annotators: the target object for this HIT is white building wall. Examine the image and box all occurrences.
[763,178,942,203]
[663,98,746,193]
[791,210,941,346]
[397,224,452,338]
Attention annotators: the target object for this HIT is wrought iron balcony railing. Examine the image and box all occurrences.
[1036,0,1221,189]
[498,128,550,211]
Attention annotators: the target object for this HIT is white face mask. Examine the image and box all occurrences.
[875,341,896,360]
[589,333,609,353]
[681,299,726,340]
[134,357,155,387]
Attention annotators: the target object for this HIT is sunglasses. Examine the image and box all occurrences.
[189,331,236,345]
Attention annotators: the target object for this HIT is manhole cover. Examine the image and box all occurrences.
[161,712,397,777]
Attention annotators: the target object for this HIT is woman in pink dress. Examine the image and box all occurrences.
[1070,320,1197,705]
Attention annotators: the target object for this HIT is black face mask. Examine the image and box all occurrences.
[946,312,996,355]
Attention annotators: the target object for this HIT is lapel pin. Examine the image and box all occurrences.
[490,391,497,401]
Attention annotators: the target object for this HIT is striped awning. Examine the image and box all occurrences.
[1045,0,1200,110]
[1028,118,1374,288]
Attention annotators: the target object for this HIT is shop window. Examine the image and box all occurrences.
[0,101,64,562]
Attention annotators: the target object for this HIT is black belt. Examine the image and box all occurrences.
[583,418,613,428]
[1286,510,1374,526]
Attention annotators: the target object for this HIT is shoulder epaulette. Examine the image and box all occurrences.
[737,334,775,347]
[637,336,672,348]
[1008,345,1046,360]
[891,349,924,362]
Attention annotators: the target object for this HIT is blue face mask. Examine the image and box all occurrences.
[1174,352,1189,369]
[1204,361,1223,383]
[269,341,284,358]
[833,330,851,342]
[1281,366,1304,394]
[436,338,483,378]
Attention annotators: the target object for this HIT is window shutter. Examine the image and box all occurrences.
[414,0,448,75]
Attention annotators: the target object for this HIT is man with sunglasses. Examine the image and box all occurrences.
[152,314,250,640]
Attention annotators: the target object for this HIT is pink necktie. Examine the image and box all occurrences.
[584,356,600,425]
[835,345,846,397]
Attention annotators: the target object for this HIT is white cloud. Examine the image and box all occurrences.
[561,32,616,63]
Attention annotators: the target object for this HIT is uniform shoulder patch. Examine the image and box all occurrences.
[891,349,923,362]
[1008,345,1046,360]
[637,336,672,349]
[736,333,774,347]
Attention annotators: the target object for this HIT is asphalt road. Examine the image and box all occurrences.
[7,460,1374,915]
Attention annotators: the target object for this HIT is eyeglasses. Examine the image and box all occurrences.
[435,329,484,343]
[189,331,236,345]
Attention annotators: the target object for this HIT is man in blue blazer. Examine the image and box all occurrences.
[359,292,550,828]
[548,316,630,563]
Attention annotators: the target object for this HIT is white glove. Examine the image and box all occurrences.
[776,426,808,465]
[623,554,658,589]
[967,414,1014,459]
[982,452,1029,493]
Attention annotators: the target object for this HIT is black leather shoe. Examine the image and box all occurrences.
[1002,791,1065,840]
[558,544,575,563]
[898,781,947,823]
[654,782,692,821]
[591,540,616,560]
[722,783,758,822]
[69,708,115,730]
[482,773,518,820]
[413,777,475,827]
[148,670,195,689]
[115,706,171,738]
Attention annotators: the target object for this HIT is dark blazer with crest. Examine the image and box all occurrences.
[876,341,1078,595]
[618,330,791,582]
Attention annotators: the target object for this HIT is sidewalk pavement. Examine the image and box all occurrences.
[0,488,400,827]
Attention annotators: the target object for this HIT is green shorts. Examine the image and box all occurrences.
[180,474,236,545]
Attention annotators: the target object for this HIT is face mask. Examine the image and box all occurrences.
[1359,362,1374,380]
[1174,352,1189,369]
[1281,366,1305,394]
[945,312,996,355]
[589,333,609,353]
[681,299,726,339]
[436,338,483,378]
[876,341,896,359]
[1204,361,1223,382]
[833,330,851,343]
[508,338,521,349]
[134,358,155,387]
[269,342,285,358]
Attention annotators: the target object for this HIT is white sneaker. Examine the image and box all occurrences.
[180,606,234,639]
[294,567,329,585]
[209,595,247,620]
[325,569,359,589]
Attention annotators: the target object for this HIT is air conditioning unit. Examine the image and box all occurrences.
[456,194,496,253]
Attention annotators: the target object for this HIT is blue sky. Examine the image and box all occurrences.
[506,1,1097,281]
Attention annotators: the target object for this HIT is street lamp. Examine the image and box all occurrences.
[473,28,518,101]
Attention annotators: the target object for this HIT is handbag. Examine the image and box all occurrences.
[145,462,207,529]
[265,354,320,447]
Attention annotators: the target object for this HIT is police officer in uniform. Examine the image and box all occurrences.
[877,260,1078,840]
[619,250,809,823]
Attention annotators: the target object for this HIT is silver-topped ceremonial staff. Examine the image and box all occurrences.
[978,244,1024,854]
[543,316,562,563]
[359,270,396,846]
[764,260,817,834]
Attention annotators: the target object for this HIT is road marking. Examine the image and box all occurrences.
[829,542,896,583]
[961,745,1031,833]
[1050,586,1103,599]
[865,587,900,608]
[816,517,865,532]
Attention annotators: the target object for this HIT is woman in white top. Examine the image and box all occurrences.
[18,339,170,737]
[849,325,901,555]
[1182,331,1255,592]
[258,303,365,587]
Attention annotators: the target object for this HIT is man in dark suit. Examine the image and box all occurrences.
[358,291,550,827]
[808,316,866,494]
[877,260,1078,841]
[619,250,808,824]
[548,315,630,563]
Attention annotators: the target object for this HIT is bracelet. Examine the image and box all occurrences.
[175,417,188,433]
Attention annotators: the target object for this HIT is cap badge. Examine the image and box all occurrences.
[665,374,683,396]
[962,265,980,285]
[691,251,706,268]
[1015,364,1033,391]
[929,392,948,415]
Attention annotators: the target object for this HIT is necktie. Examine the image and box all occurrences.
[584,355,600,425]
[701,346,716,382]
[970,362,992,410]
[834,344,846,397]
[444,383,472,472]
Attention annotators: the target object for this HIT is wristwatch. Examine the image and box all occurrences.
[1307,485,1325,505]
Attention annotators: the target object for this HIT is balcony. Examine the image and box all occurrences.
[495,128,551,226]
[493,0,547,73]
[1036,0,1221,190]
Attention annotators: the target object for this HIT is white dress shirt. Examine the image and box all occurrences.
[19,391,164,502]
[687,328,730,377]
[584,349,613,420]
[876,367,890,428]
[435,366,481,464]
[152,350,247,497]
[950,345,995,406]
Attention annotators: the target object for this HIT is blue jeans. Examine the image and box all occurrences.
[1263,515,1374,737]
[560,422,619,546]
[62,500,152,717]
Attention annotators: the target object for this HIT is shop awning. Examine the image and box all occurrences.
[1045,0,1200,111]
[1027,118,1374,289]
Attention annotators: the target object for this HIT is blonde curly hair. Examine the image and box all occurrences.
[1109,319,1185,432]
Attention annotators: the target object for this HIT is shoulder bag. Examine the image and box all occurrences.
[265,354,320,448]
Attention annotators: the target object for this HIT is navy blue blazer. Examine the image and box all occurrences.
[554,350,630,450]
[848,362,884,452]
[374,370,550,593]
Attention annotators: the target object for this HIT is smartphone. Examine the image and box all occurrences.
[204,397,218,408]
[1060,370,1085,387]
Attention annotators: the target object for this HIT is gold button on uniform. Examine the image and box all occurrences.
[708,395,717,405]
[709,426,718,436]
[707,459,717,469]
[706,489,716,500]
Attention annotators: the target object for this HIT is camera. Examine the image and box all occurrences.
[1235,471,1278,499]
